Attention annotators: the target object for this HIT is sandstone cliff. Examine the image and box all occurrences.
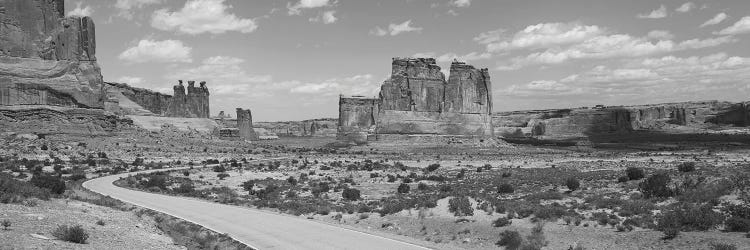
[0,0,104,108]
[375,58,493,136]
[105,82,171,115]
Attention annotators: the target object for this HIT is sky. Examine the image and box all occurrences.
[64,0,750,122]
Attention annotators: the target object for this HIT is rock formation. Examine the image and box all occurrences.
[338,57,493,142]
[165,80,210,118]
[105,82,171,115]
[0,0,105,108]
[337,96,379,143]
[0,106,132,135]
[493,101,750,143]
[236,108,258,140]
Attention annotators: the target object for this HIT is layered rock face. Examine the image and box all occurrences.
[0,0,104,108]
[494,101,750,141]
[105,82,171,115]
[236,108,258,140]
[165,81,209,118]
[0,106,132,135]
[252,118,337,137]
[375,58,493,136]
[337,96,379,143]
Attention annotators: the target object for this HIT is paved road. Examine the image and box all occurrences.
[82,165,429,250]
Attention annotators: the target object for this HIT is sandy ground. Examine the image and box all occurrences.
[0,199,183,250]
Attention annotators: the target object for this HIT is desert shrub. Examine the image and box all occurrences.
[533,205,567,221]
[525,222,548,250]
[711,243,737,250]
[448,196,474,216]
[52,224,89,244]
[68,173,86,182]
[2,219,10,230]
[397,183,410,194]
[144,174,167,189]
[591,212,619,226]
[212,165,226,172]
[386,175,397,183]
[725,217,750,232]
[497,183,514,194]
[618,199,656,217]
[662,226,679,240]
[496,230,522,249]
[493,217,512,227]
[678,178,733,204]
[658,203,724,231]
[617,176,630,183]
[174,182,195,194]
[417,182,429,191]
[287,177,297,186]
[241,180,255,192]
[29,174,66,194]
[217,173,230,180]
[502,172,512,178]
[626,167,645,180]
[342,188,361,201]
[96,219,105,226]
[182,171,190,176]
[525,191,563,201]
[0,174,51,202]
[677,162,696,172]
[565,177,580,191]
[426,163,440,172]
[640,173,675,198]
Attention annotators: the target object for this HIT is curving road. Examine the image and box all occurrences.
[82,165,429,250]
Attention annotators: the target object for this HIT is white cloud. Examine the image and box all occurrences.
[166,56,272,95]
[290,74,379,96]
[115,0,162,19]
[637,5,667,19]
[450,0,471,8]
[647,30,674,40]
[370,20,423,36]
[701,13,728,27]
[309,10,337,24]
[115,76,144,85]
[675,2,695,13]
[287,0,333,15]
[506,53,750,100]
[475,22,604,53]
[414,52,491,63]
[66,2,93,17]
[676,36,737,50]
[151,0,257,35]
[118,39,192,64]
[716,16,750,35]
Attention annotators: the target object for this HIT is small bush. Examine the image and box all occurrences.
[426,163,440,172]
[617,176,630,183]
[29,175,66,195]
[52,225,89,244]
[502,172,512,178]
[677,162,696,172]
[497,183,514,194]
[417,182,428,191]
[212,165,226,172]
[640,173,674,198]
[496,230,522,249]
[2,219,10,230]
[725,217,750,232]
[662,226,679,240]
[397,183,410,194]
[342,188,361,201]
[525,222,548,250]
[96,219,105,226]
[711,243,737,250]
[626,167,645,180]
[658,204,724,231]
[448,196,474,216]
[565,177,580,191]
[217,173,230,180]
[493,217,512,227]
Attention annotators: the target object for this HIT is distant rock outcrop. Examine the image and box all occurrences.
[236,108,258,140]
[166,81,210,118]
[494,101,750,143]
[338,58,494,143]
[105,80,210,118]
[0,0,105,108]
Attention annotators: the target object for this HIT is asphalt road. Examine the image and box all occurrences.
[82,165,429,250]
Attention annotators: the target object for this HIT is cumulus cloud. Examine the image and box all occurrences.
[675,2,695,13]
[118,39,192,64]
[66,2,93,17]
[370,20,423,36]
[289,74,379,97]
[115,0,162,19]
[475,22,604,53]
[450,0,471,8]
[151,0,257,35]
[701,13,728,27]
[309,10,337,24]
[413,51,491,63]
[115,76,144,85]
[716,16,750,35]
[287,0,333,15]
[637,5,667,19]
[485,22,736,70]
[506,53,750,100]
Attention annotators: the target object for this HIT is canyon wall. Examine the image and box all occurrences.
[0,0,104,108]
[105,82,171,115]
[375,58,493,136]
[337,96,379,143]
[494,101,750,142]
[166,81,209,118]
